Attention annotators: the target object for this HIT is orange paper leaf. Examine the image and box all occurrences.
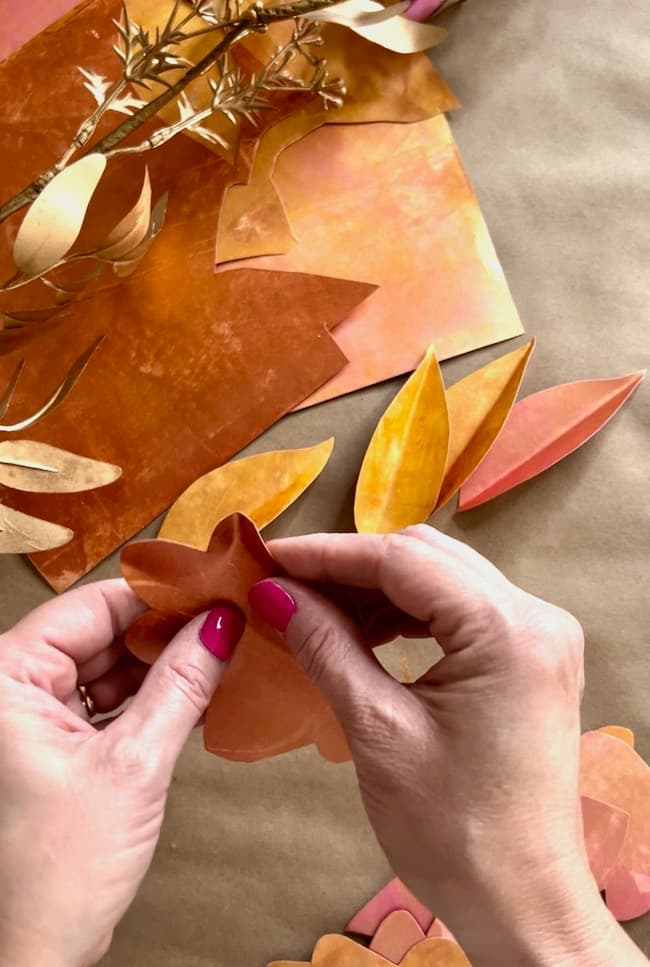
[159,438,334,548]
[459,371,645,510]
[354,347,449,533]
[435,340,535,510]
[121,513,349,763]
[346,879,434,935]
[580,729,650,920]
[268,935,469,966]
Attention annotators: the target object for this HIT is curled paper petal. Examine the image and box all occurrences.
[459,371,646,511]
[436,340,535,510]
[0,442,121,493]
[97,167,152,260]
[354,346,449,533]
[346,879,434,935]
[580,730,650,921]
[13,154,107,275]
[159,438,334,547]
[0,503,73,553]
[370,911,426,962]
[581,795,629,890]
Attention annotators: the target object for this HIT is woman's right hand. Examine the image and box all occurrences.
[250,525,647,966]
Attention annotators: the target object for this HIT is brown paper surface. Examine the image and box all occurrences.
[0,0,647,963]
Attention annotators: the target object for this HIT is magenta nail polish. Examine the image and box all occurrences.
[248,580,296,631]
[199,603,245,661]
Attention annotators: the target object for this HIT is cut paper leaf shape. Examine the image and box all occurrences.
[12,154,107,275]
[0,503,73,553]
[580,729,650,921]
[581,795,630,891]
[304,0,447,53]
[97,168,152,260]
[121,513,350,763]
[159,438,334,547]
[0,441,121,493]
[355,347,449,533]
[347,879,435,935]
[267,934,470,966]
[370,911,427,962]
[435,340,535,510]
[459,371,646,511]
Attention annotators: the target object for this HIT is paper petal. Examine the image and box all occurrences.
[97,167,152,260]
[306,0,410,26]
[401,939,470,965]
[0,441,121,493]
[459,371,646,510]
[370,911,426,962]
[304,0,446,53]
[13,154,107,275]
[598,725,635,748]
[0,503,73,553]
[425,921,457,943]
[580,730,650,921]
[277,935,469,965]
[355,346,449,533]
[126,610,185,665]
[435,340,535,509]
[581,795,629,890]
[346,879,434,934]
[159,438,334,548]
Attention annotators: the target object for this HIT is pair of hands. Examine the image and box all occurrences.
[0,526,644,966]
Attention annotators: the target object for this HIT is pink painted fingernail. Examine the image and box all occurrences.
[199,603,245,661]
[248,580,296,631]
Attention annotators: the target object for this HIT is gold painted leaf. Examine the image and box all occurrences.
[159,438,335,548]
[13,154,107,276]
[354,346,449,533]
[435,340,535,510]
[98,167,152,260]
[0,441,121,493]
[0,503,73,553]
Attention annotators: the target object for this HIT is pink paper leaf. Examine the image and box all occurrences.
[458,371,645,510]
[581,795,629,890]
[370,911,426,963]
[346,879,434,935]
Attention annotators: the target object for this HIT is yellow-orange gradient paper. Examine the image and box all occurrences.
[220,115,523,406]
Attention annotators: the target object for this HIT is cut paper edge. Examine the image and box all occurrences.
[370,910,426,962]
[346,879,434,935]
[581,794,630,890]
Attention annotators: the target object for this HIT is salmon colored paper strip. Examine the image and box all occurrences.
[459,371,646,511]
[581,795,630,890]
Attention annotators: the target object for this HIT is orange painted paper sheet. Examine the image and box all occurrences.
[220,115,524,406]
[267,934,469,966]
[459,371,646,510]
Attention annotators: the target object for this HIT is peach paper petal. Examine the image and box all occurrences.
[599,725,635,748]
[459,371,646,510]
[346,879,434,935]
[425,921,457,944]
[581,795,629,890]
[370,911,426,962]
[580,730,650,921]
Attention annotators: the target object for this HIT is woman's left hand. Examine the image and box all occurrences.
[0,580,240,967]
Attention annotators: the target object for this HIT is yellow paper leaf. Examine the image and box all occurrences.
[435,339,535,510]
[13,154,107,275]
[159,438,335,548]
[305,0,446,52]
[0,441,121,493]
[354,346,449,533]
[598,726,635,748]
[97,167,151,260]
[0,503,73,553]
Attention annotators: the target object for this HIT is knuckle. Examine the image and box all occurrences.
[514,596,585,689]
[294,621,342,685]
[163,658,215,713]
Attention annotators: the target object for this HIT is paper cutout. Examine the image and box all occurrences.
[122,513,350,762]
[435,340,535,510]
[599,726,635,748]
[370,911,426,962]
[159,438,334,547]
[0,503,73,553]
[221,115,523,407]
[425,922,456,944]
[355,347,449,533]
[267,934,470,966]
[0,441,121,492]
[97,167,152,260]
[581,795,630,891]
[459,371,646,511]
[580,729,650,920]
[13,155,107,275]
[303,1,447,53]
[347,879,434,935]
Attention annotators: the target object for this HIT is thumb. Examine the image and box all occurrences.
[248,578,397,731]
[112,603,244,782]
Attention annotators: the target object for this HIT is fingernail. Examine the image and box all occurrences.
[248,580,296,631]
[199,603,245,661]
